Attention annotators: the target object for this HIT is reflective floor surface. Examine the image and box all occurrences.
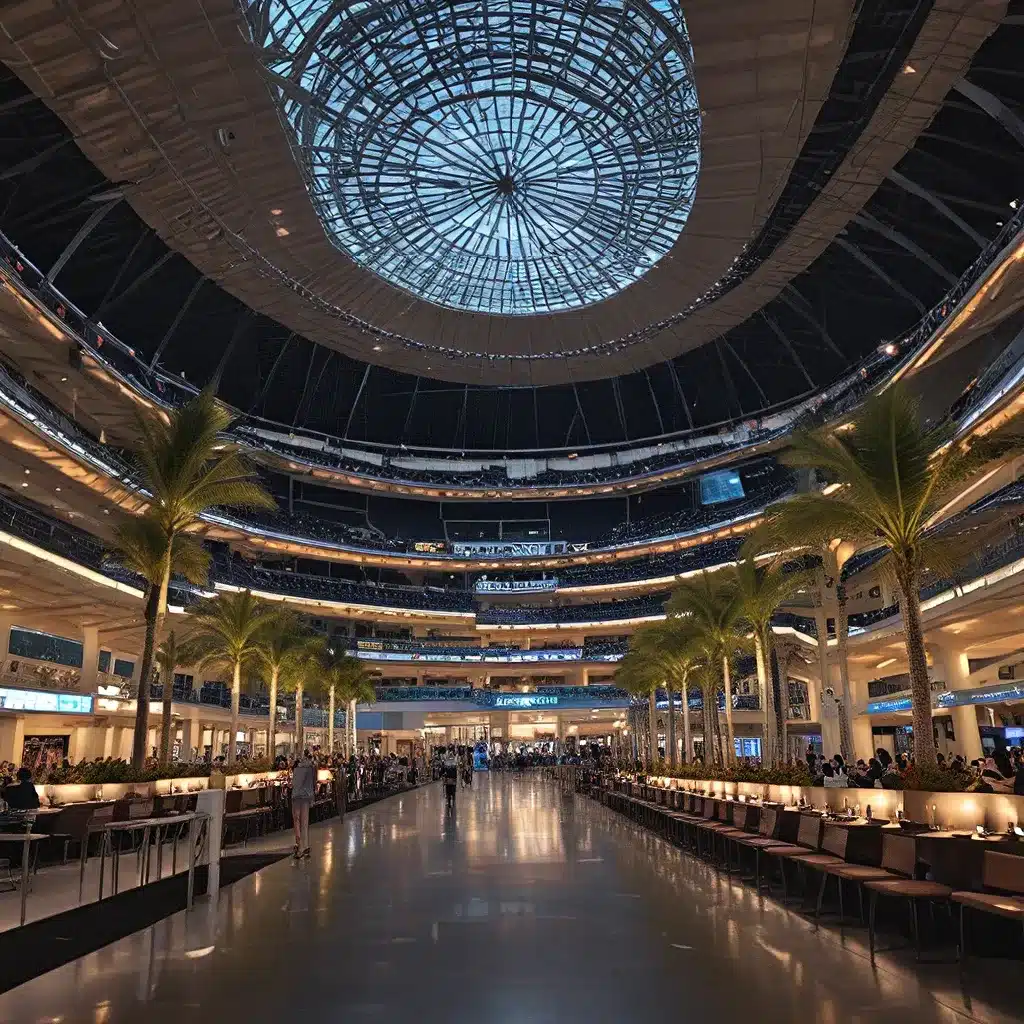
[1,774,1021,1023]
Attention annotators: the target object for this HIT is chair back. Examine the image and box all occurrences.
[759,807,778,837]
[129,800,154,819]
[733,805,748,830]
[702,799,716,820]
[224,789,243,813]
[796,813,823,849]
[820,825,850,858]
[982,851,1024,894]
[111,798,131,822]
[880,834,916,876]
[49,805,95,840]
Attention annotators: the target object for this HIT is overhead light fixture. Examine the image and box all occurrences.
[1011,200,1019,210]
[876,657,897,669]
[55,487,61,493]
[23,469,29,475]
[60,376,68,382]
[883,343,898,357]
[902,63,916,74]
[270,208,283,216]
[20,482,28,488]
[372,344,382,352]
[275,226,290,237]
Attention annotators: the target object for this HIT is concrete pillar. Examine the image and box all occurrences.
[931,645,983,761]
[179,719,193,761]
[79,627,99,693]
[0,716,25,764]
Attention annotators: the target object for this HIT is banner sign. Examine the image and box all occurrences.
[354,647,583,664]
[493,694,559,708]
[474,578,558,593]
[0,686,93,714]
[452,541,570,557]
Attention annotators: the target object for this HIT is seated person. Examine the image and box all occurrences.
[3,767,40,810]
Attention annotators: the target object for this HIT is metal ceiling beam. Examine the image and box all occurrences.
[643,369,665,434]
[779,286,847,364]
[96,251,175,318]
[833,237,926,314]
[852,211,957,284]
[760,313,815,389]
[665,360,694,429]
[248,332,295,414]
[723,339,769,406]
[45,198,120,285]
[150,276,204,368]
[954,79,1024,147]
[343,362,372,439]
[886,169,986,246]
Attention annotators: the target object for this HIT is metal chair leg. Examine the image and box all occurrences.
[868,890,878,959]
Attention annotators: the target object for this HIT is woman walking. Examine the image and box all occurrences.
[291,749,317,858]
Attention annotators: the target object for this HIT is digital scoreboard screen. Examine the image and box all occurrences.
[699,469,745,505]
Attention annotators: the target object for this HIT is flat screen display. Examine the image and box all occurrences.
[699,470,745,506]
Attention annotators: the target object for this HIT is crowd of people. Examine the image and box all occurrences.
[804,745,1024,794]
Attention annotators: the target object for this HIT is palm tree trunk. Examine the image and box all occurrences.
[296,682,305,752]
[712,695,724,765]
[702,687,715,765]
[268,666,279,760]
[754,633,773,767]
[328,684,336,752]
[350,698,357,756]
[666,684,676,767]
[897,570,937,767]
[647,690,658,766]
[836,583,854,762]
[159,661,176,762]
[228,660,241,766]
[681,672,692,762]
[722,656,735,764]
[131,584,161,768]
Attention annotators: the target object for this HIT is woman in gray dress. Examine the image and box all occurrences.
[291,750,317,858]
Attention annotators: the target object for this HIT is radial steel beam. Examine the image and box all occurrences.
[853,212,957,285]
[343,362,372,439]
[886,169,986,246]
[834,237,926,314]
[45,198,120,284]
[779,286,847,364]
[150,277,204,368]
[760,313,815,389]
[954,79,1024,148]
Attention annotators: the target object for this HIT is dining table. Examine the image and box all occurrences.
[0,831,47,925]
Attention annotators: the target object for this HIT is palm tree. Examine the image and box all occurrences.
[615,651,660,767]
[256,613,308,760]
[750,384,1020,767]
[312,645,377,753]
[110,515,209,764]
[731,557,812,766]
[121,389,275,767]
[279,636,331,754]
[178,591,282,765]
[666,572,744,764]
[631,620,700,765]
[154,630,185,762]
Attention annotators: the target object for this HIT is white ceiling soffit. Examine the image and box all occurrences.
[0,0,1004,385]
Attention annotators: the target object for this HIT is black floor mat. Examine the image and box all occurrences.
[0,852,286,994]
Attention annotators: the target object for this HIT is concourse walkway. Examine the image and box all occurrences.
[0,774,1018,1023]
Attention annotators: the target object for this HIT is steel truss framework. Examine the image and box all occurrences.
[250,0,700,315]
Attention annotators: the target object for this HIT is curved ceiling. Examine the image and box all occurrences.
[0,2,1020,450]
[0,0,859,383]
[256,0,702,317]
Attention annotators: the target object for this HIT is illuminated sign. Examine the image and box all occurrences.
[493,694,559,708]
[474,578,558,593]
[0,686,93,714]
[453,541,579,557]
[412,541,448,554]
[355,648,583,664]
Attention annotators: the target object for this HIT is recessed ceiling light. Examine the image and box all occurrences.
[23,469,29,475]
[902,63,916,74]
[275,226,290,237]
[270,208,283,216]
[372,344,382,352]
[1011,200,1019,210]
[20,482,28,488]
[55,487,61,492]
[60,376,68,382]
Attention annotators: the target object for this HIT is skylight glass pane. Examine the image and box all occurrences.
[248,0,701,316]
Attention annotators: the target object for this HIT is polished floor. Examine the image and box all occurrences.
[0,774,1020,1023]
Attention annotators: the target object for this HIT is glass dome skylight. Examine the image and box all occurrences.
[249,0,701,316]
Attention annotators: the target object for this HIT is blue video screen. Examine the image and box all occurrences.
[699,470,745,506]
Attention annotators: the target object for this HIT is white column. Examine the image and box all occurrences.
[179,719,193,761]
[79,627,99,694]
[931,645,983,761]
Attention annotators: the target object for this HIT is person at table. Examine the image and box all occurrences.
[2,767,39,811]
